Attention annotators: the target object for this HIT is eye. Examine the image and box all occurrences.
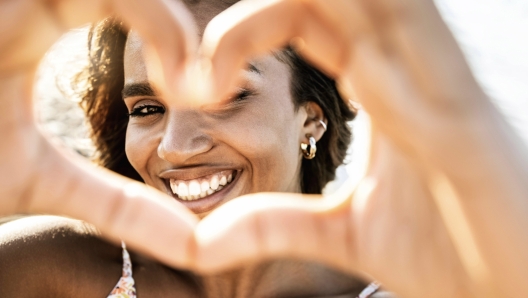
[229,87,254,103]
[234,88,251,101]
[128,105,165,117]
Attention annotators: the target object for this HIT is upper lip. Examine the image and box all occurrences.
[159,166,239,181]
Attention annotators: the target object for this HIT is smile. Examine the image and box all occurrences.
[169,170,235,201]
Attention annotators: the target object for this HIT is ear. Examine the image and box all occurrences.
[300,102,327,144]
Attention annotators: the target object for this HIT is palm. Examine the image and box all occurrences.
[350,131,470,297]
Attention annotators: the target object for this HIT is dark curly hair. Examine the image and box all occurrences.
[78,18,356,194]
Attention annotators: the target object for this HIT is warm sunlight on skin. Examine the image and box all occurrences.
[35,1,528,178]
[430,173,494,293]
[17,0,528,297]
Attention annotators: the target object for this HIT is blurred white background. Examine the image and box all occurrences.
[35,0,528,193]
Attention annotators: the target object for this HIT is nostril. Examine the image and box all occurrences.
[157,134,214,162]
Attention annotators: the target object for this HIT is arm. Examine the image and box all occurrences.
[0,216,122,297]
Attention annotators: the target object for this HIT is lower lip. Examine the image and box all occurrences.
[168,171,240,214]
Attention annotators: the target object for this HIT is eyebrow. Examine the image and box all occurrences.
[247,63,261,75]
[122,64,261,99]
[122,83,156,98]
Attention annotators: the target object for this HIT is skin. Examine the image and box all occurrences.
[0,1,380,297]
[122,0,328,217]
[1,0,528,297]
[0,52,372,296]
[125,33,310,216]
[0,216,203,298]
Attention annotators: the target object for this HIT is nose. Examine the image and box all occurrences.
[157,110,213,164]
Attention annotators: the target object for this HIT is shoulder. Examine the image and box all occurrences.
[0,215,122,298]
[0,215,103,244]
[0,215,204,298]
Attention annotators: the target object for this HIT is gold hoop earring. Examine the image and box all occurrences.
[301,136,317,159]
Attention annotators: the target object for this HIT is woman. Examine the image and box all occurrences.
[4,1,392,295]
[2,1,379,297]
[1,0,528,297]
[83,12,379,297]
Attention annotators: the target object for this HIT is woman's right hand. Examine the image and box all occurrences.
[193,1,528,297]
[0,0,202,269]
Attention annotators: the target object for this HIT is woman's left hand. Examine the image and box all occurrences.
[187,1,528,297]
[0,0,203,269]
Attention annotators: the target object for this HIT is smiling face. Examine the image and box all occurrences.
[79,2,358,294]
[123,35,318,216]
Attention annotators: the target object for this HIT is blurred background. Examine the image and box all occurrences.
[35,0,528,193]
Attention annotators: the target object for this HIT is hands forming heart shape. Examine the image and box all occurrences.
[1,0,528,297]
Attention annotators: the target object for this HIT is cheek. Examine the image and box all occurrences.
[220,101,304,192]
[125,124,159,177]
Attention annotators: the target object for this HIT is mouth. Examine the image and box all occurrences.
[162,169,240,214]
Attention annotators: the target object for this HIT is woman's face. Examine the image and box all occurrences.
[122,1,319,216]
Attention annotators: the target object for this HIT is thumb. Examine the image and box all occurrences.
[194,192,359,274]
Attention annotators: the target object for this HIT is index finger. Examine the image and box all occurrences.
[23,142,200,269]
[49,0,197,95]
[200,0,368,101]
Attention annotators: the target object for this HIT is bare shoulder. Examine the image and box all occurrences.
[0,215,203,298]
[0,215,122,298]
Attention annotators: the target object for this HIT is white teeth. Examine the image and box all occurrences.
[169,171,235,201]
[210,175,219,190]
[170,180,178,194]
[178,183,189,197]
[189,180,201,196]
[201,181,210,192]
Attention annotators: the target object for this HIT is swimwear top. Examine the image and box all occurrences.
[107,242,137,298]
[106,243,380,298]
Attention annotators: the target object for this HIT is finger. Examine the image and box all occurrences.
[1,0,194,75]
[37,0,196,91]
[0,1,63,73]
[200,0,370,101]
[20,139,200,269]
[110,0,198,93]
[107,0,203,107]
[193,192,359,275]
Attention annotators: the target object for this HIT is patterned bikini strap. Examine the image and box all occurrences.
[107,241,137,298]
[357,281,381,298]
